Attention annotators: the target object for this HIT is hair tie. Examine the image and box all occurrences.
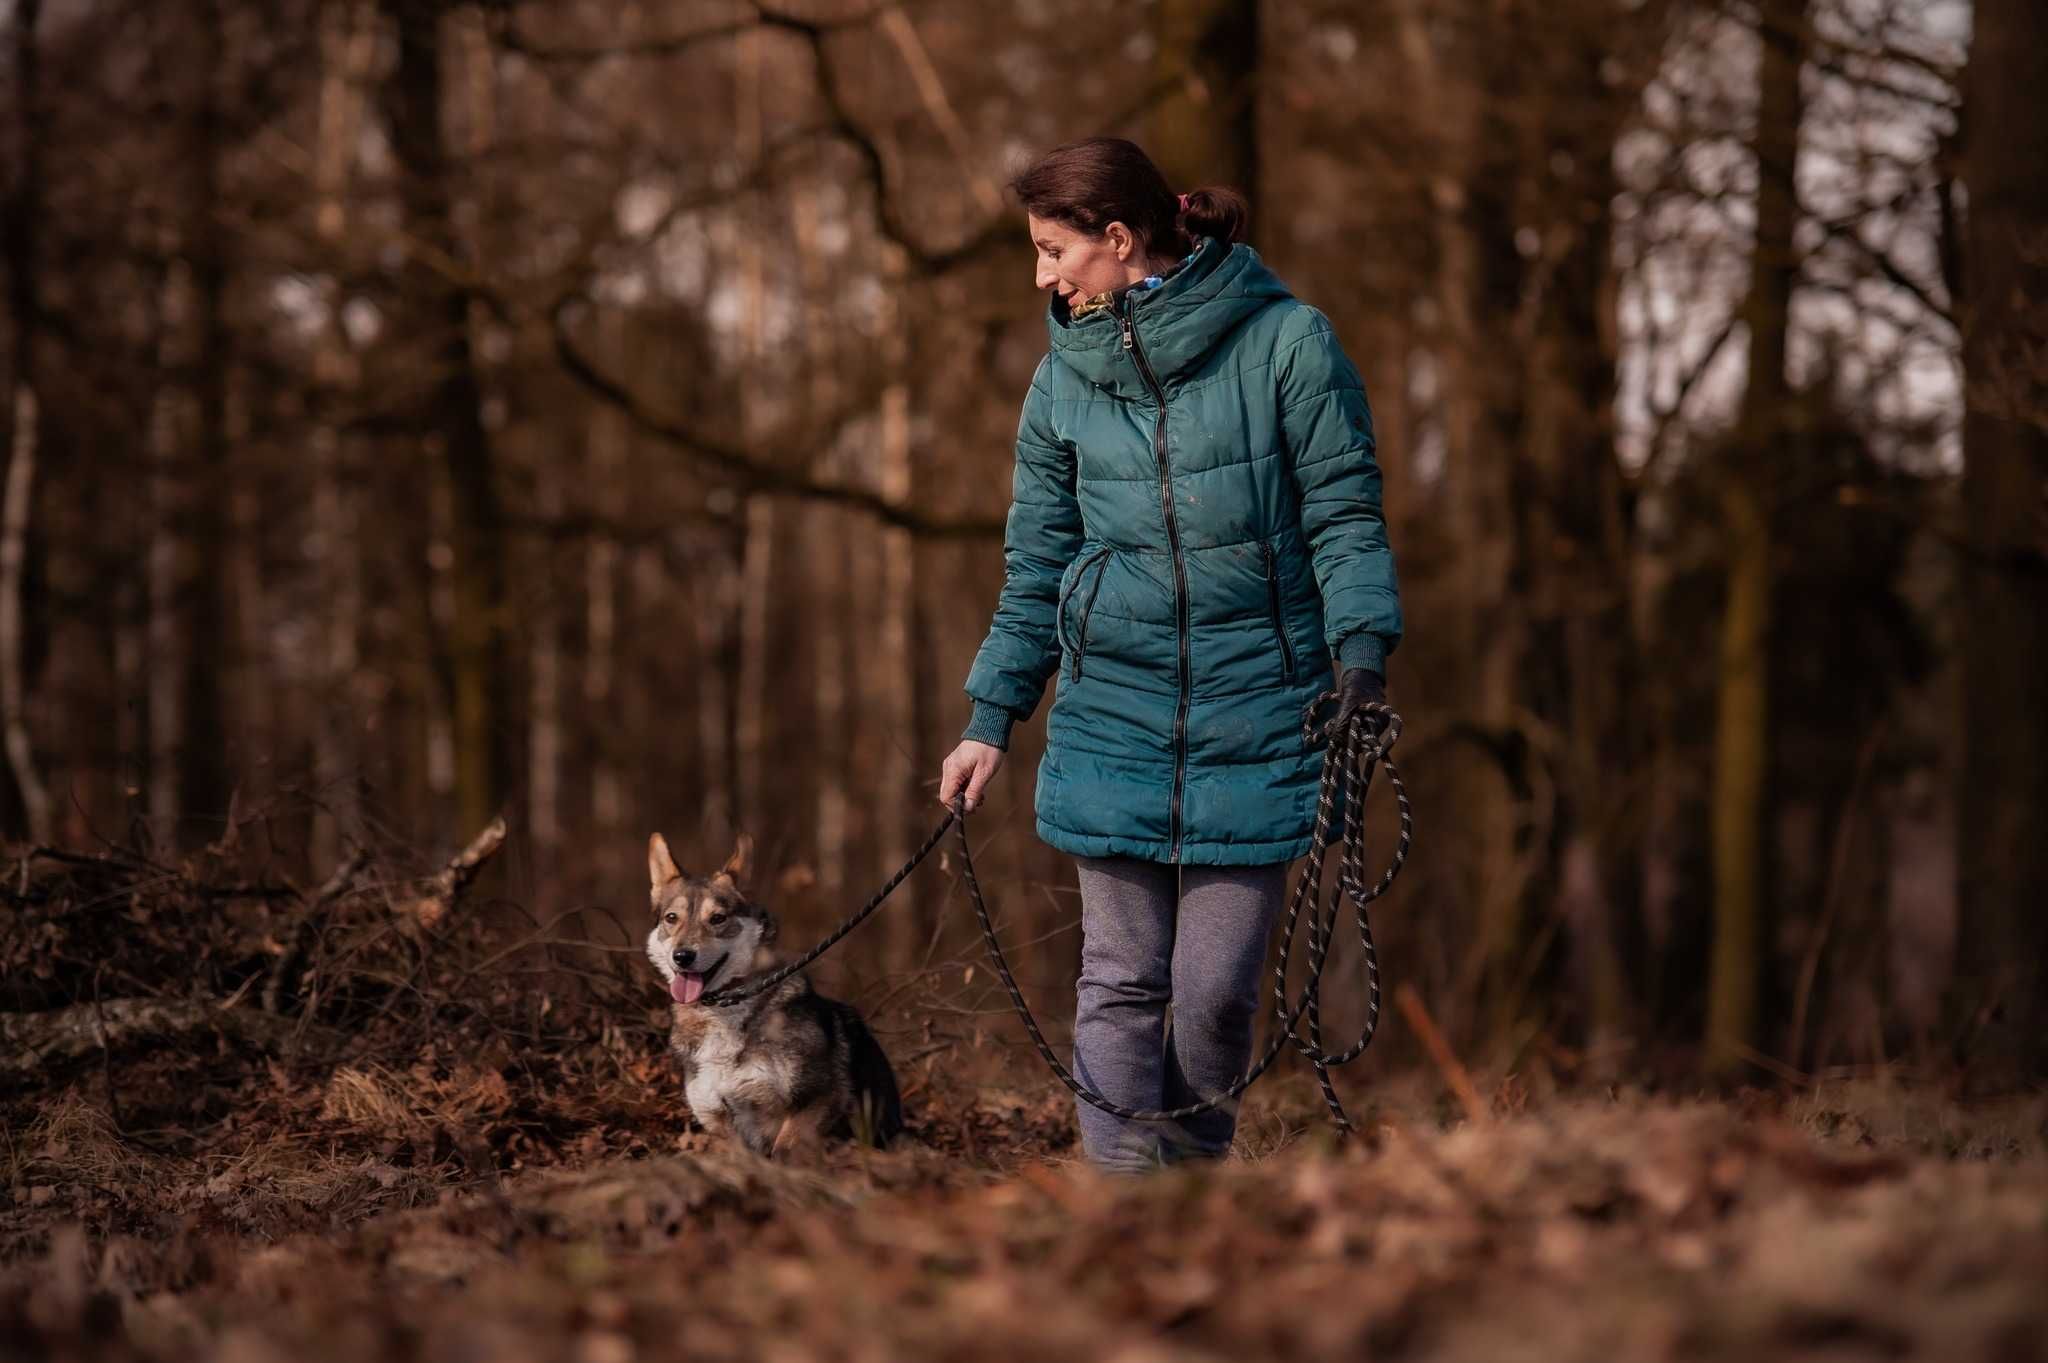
[1177,192,1190,214]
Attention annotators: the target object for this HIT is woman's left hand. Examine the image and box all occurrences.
[939,740,1006,814]
[1324,667,1388,740]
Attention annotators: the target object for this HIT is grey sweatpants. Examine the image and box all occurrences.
[1069,854,1291,1173]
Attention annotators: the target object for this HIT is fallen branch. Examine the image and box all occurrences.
[1395,983,1490,1125]
[263,846,371,1015]
[19,845,295,898]
[402,816,508,931]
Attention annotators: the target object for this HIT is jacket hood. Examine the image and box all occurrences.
[1045,235,1296,396]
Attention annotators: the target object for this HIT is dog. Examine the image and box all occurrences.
[644,831,903,1157]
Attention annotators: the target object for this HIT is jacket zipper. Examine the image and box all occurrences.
[1070,549,1112,680]
[1121,301,1189,861]
[1262,542,1297,683]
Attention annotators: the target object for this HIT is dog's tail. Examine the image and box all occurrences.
[845,1012,905,1149]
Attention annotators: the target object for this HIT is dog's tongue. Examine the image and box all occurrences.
[670,972,705,1005]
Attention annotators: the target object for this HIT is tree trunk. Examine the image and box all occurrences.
[529,444,563,870]
[1,0,49,842]
[1150,0,1260,210]
[840,492,880,921]
[694,541,736,850]
[584,315,625,840]
[0,389,42,842]
[791,185,848,900]
[424,464,458,810]
[875,241,922,958]
[1707,477,1772,1072]
[179,0,234,830]
[146,255,192,838]
[735,495,773,845]
[224,372,270,800]
[731,24,771,853]
[309,0,375,867]
[1428,0,1529,1046]
[1499,19,1650,1048]
[1952,0,2048,1084]
[379,0,509,837]
[1706,0,1809,1077]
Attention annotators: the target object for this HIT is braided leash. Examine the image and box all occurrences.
[695,809,959,1008]
[699,697,1411,1136]
[959,699,1408,1132]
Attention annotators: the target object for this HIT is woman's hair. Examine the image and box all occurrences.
[1006,136,1251,254]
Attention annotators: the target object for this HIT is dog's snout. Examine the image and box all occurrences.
[672,947,697,970]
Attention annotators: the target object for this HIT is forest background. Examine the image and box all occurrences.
[3,0,2043,1090]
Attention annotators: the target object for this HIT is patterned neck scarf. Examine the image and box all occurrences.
[1067,242,1201,321]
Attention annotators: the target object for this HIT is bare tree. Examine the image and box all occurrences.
[179,0,234,830]
[308,0,375,867]
[1952,0,2048,1083]
[378,0,511,837]
[1707,0,1810,1076]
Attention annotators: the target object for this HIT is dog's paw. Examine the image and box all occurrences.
[768,1111,829,1161]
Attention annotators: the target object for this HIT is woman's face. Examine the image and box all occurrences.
[1029,212,1145,312]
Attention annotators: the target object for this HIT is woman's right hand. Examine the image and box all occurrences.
[939,740,1005,814]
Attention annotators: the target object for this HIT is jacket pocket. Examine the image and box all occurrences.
[1262,541,1298,684]
[1063,548,1114,681]
[1054,556,1084,659]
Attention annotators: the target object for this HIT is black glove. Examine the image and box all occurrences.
[1324,667,1388,741]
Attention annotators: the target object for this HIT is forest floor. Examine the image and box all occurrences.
[4,845,2046,1362]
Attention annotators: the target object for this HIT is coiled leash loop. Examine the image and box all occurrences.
[698,698,1412,1137]
[958,698,1408,1134]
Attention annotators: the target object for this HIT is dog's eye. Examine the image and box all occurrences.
[707,912,729,927]
[663,912,677,924]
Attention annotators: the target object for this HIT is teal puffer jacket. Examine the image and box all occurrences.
[963,234,1402,865]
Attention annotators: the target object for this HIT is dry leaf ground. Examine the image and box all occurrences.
[5,849,2045,1361]
[5,1062,2045,1363]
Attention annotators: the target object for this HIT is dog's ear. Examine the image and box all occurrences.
[717,833,753,887]
[648,832,683,890]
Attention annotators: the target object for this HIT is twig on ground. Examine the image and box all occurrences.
[1395,983,1489,1125]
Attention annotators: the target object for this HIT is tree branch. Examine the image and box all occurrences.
[497,0,1018,274]
[1809,214,1955,329]
[496,1,889,63]
[401,816,508,932]
[1636,310,1741,488]
[549,295,1003,539]
[263,847,370,1016]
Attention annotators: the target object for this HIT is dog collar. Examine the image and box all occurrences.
[700,966,754,1008]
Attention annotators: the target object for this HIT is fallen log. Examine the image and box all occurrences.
[0,996,305,1081]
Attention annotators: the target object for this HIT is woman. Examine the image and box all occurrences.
[937,137,1402,1172]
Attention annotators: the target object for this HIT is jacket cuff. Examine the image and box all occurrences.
[962,699,1016,751]
[1336,631,1388,676]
